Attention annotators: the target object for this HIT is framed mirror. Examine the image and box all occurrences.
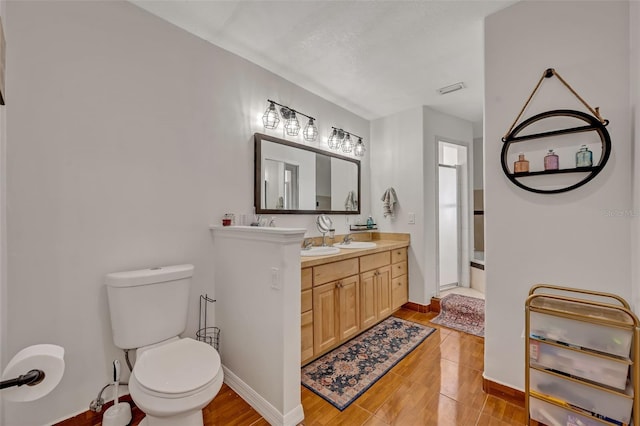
[254,133,361,214]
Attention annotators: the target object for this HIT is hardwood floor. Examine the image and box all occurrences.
[131,309,526,425]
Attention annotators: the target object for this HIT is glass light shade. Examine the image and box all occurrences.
[342,134,353,153]
[354,138,366,157]
[328,129,339,149]
[284,112,300,136]
[262,102,280,129]
[303,118,318,141]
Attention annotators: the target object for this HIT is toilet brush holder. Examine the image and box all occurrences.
[102,402,132,426]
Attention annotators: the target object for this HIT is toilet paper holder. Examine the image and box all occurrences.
[0,369,46,390]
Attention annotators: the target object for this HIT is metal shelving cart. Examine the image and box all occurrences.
[525,284,639,426]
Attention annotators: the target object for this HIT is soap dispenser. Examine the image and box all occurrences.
[366,215,374,229]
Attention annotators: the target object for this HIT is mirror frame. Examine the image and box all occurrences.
[254,132,361,215]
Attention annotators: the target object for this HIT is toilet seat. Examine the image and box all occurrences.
[134,338,221,398]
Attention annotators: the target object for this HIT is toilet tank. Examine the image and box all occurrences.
[106,264,194,349]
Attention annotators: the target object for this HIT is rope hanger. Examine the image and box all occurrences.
[502,68,608,142]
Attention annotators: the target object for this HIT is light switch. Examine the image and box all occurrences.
[408,212,416,224]
[271,267,280,290]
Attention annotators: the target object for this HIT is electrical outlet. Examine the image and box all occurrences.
[408,212,416,224]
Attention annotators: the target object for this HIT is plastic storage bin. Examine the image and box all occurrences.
[530,340,630,390]
[530,310,632,358]
[530,368,633,424]
[529,397,603,426]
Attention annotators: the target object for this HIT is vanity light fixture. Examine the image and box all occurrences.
[354,138,366,157]
[329,127,365,157]
[262,101,280,129]
[262,99,318,141]
[303,118,318,141]
[283,110,300,136]
[327,128,344,149]
[437,82,465,95]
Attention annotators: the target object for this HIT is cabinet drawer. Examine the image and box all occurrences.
[313,259,359,286]
[530,368,633,424]
[530,396,607,426]
[391,261,407,278]
[530,340,630,390]
[301,289,312,313]
[391,275,408,310]
[391,248,407,264]
[530,310,632,358]
[302,268,313,290]
[301,310,314,364]
[360,251,390,272]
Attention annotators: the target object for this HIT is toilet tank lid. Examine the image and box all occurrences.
[105,264,194,288]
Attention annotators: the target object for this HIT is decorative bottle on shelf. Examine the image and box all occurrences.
[514,153,529,173]
[576,145,593,167]
[544,149,559,170]
[366,215,374,229]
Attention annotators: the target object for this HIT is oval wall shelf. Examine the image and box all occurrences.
[501,109,611,194]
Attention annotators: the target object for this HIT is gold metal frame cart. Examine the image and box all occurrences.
[525,284,639,426]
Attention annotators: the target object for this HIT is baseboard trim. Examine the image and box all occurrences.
[429,298,441,313]
[223,366,304,426]
[482,377,525,407]
[403,301,431,313]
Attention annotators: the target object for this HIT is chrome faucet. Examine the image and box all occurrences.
[342,234,354,244]
[302,238,313,250]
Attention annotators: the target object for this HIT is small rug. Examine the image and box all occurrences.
[431,293,485,337]
[301,316,435,411]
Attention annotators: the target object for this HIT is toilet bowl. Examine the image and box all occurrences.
[128,338,223,426]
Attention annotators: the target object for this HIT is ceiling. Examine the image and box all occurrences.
[132,1,517,125]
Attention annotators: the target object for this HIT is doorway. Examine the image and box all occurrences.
[437,140,470,294]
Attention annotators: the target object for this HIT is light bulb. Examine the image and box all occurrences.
[303,118,318,141]
[262,102,280,129]
[284,111,300,136]
[354,138,366,157]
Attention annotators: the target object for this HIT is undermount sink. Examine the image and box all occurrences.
[300,246,341,257]
[333,241,377,249]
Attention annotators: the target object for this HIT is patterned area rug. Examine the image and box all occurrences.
[301,316,435,411]
[431,293,485,337]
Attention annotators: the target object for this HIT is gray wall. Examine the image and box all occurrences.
[3,1,369,424]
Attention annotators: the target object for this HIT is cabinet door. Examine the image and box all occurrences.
[376,266,392,319]
[301,310,314,364]
[313,282,339,354]
[338,275,360,341]
[391,275,408,310]
[360,271,377,329]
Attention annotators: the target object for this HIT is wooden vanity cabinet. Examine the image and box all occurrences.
[312,259,360,356]
[301,268,314,364]
[360,252,392,327]
[313,275,360,355]
[391,248,408,310]
[301,244,409,365]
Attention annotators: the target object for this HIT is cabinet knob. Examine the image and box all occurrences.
[336,281,343,288]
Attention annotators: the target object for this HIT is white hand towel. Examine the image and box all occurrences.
[381,187,398,218]
[344,190,358,211]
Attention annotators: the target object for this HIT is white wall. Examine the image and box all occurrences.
[423,107,474,299]
[370,107,425,302]
[485,0,631,390]
[631,0,640,313]
[370,106,472,305]
[212,227,305,426]
[3,1,369,424]
[473,137,484,190]
[0,0,6,422]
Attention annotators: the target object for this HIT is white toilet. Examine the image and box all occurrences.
[105,264,223,426]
